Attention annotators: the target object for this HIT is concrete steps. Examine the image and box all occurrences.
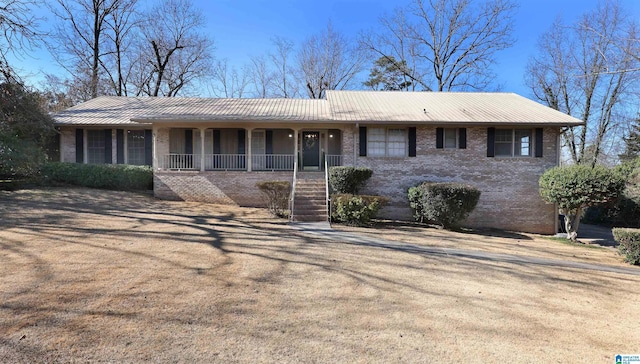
[292,173,327,222]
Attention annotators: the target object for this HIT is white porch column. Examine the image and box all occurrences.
[293,128,299,171]
[200,127,206,172]
[247,128,253,172]
[152,126,158,170]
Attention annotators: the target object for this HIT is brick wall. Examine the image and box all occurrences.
[154,171,294,207]
[354,126,559,234]
[60,127,75,162]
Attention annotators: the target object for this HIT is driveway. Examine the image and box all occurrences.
[1,188,639,363]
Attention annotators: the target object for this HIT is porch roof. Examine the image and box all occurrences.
[54,96,332,126]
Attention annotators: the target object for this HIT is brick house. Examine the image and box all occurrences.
[54,90,582,234]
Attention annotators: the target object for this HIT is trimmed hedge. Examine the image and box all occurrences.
[329,166,373,194]
[612,228,640,265]
[41,162,153,191]
[408,182,481,228]
[256,181,291,217]
[331,194,388,226]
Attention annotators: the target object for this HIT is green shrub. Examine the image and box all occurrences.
[41,162,153,191]
[256,181,291,217]
[539,164,625,240]
[331,194,388,226]
[0,135,48,179]
[612,228,640,265]
[408,182,481,229]
[329,166,373,194]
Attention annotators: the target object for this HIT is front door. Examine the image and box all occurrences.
[302,131,320,169]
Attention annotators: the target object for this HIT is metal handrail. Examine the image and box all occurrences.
[289,157,298,222]
[325,157,330,223]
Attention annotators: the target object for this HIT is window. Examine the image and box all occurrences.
[368,128,386,157]
[368,127,406,157]
[495,129,532,157]
[127,130,146,165]
[444,128,457,148]
[87,130,105,164]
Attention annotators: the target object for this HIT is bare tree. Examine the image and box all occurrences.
[135,0,214,97]
[0,0,44,80]
[209,59,250,98]
[361,0,517,91]
[101,0,138,96]
[249,55,274,98]
[298,22,367,99]
[269,36,299,98]
[48,0,129,99]
[526,0,640,166]
[360,8,430,91]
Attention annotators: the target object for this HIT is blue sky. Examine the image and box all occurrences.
[13,0,640,97]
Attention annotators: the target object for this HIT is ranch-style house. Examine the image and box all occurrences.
[53,90,583,234]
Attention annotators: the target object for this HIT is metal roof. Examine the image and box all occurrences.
[53,91,583,127]
[325,90,583,125]
[54,96,332,126]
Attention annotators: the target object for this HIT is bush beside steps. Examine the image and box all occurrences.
[331,194,388,226]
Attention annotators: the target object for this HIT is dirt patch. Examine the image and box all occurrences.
[1,188,639,363]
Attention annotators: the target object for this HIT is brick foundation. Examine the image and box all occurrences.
[154,171,294,207]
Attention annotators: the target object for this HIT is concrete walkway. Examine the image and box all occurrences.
[578,223,617,247]
[290,222,640,277]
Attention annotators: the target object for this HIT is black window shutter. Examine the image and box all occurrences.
[75,129,84,163]
[213,129,221,154]
[436,128,444,149]
[459,128,467,149]
[408,127,417,157]
[359,126,367,156]
[144,129,153,166]
[535,128,543,158]
[185,129,193,155]
[116,129,124,164]
[265,130,273,154]
[487,127,495,157]
[238,129,246,154]
[104,129,112,164]
[238,129,246,169]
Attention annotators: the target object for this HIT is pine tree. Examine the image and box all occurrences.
[620,118,640,162]
[363,56,412,91]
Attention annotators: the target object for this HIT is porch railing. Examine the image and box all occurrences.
[251,154,295,171]
[326,154,344,167]
[204,154,247,171]
[161,154,200,170]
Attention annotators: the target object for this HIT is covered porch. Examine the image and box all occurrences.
[156,127,344,171]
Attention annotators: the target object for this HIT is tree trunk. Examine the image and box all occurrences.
[563,207,582,242]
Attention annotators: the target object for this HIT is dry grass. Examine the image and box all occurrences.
[1,187,639,363]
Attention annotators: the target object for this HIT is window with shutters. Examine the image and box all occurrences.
[444,128,457,148]
[495,129,533,157]
[87,130,105,164]
[368,128,386,156]
[367,127,406,157]
[127,130,146,165]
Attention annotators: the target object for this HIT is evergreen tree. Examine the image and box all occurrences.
[364,56,412,91]
[0,81,56,178]
[620,118,640,162]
